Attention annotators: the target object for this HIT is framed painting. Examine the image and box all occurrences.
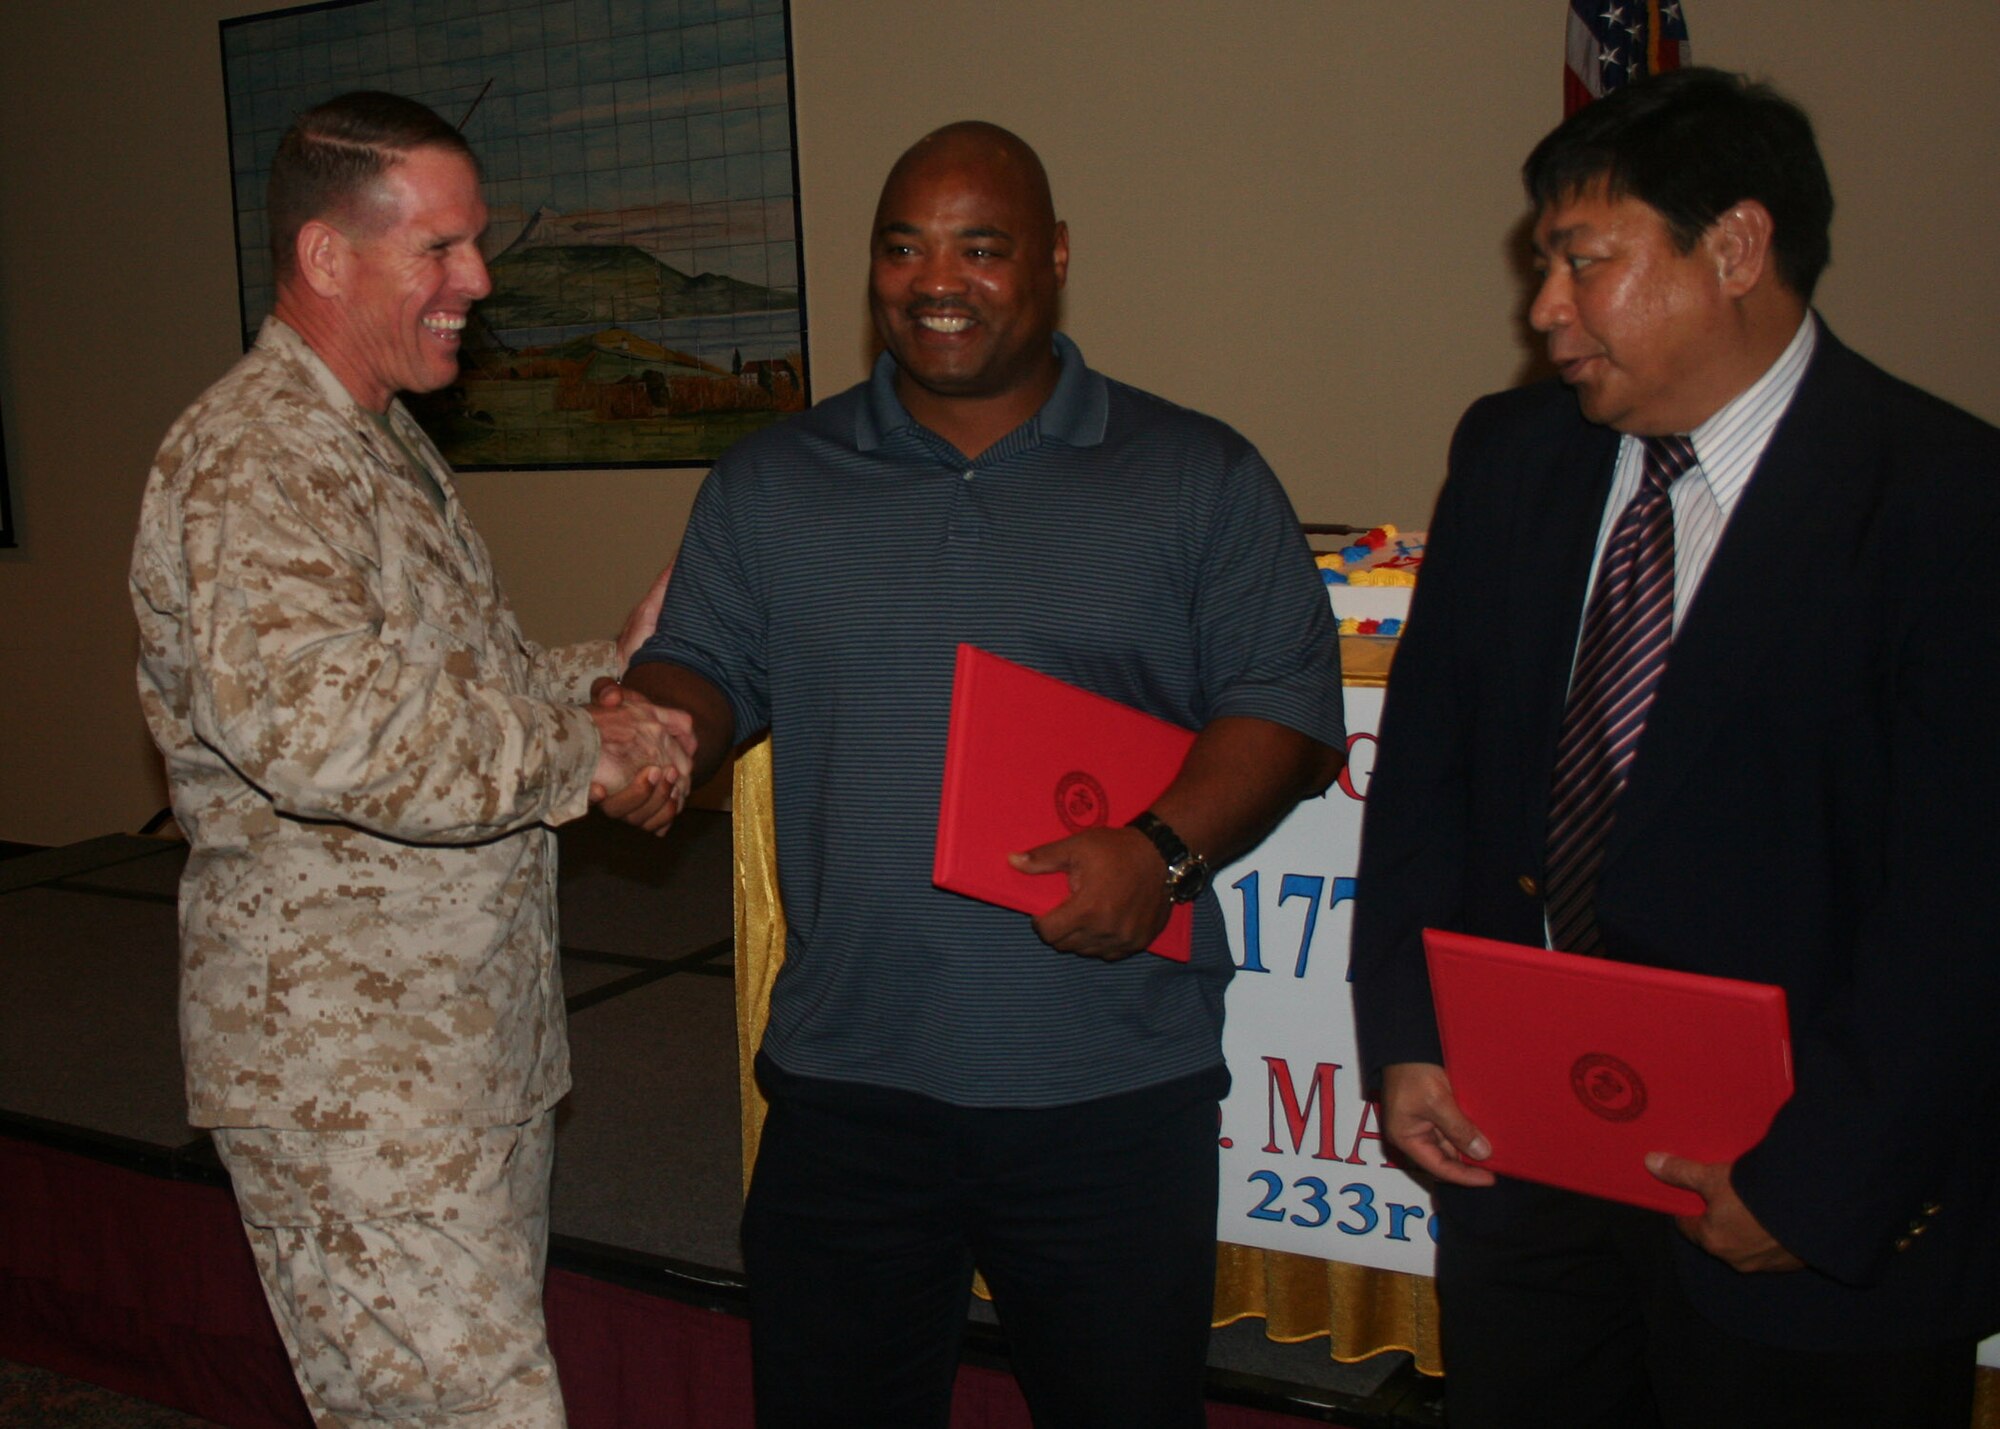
[0,396,14,548]
[220,0,808,469]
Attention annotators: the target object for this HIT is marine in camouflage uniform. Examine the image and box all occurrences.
[135,315,605,1139]
[129,93,685,1428]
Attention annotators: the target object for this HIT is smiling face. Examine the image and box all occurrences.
[1528,185,1741,436]
[325,145,491,411]
[867,131,1068,442]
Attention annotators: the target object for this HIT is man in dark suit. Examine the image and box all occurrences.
[1351,68,2000,1429]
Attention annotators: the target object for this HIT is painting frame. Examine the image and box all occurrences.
[219,0,810,471]
[0,395,15,549]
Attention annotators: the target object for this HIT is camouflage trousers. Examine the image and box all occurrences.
[213,1109,566,1428]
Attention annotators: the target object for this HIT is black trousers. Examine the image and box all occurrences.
[740,1054,1228,1429]
[1433,1179,1978,1429]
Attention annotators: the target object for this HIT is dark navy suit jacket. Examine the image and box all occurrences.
[1351,326,2000,1350]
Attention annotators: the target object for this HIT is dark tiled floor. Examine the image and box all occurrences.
[0,1360,219,1428]
[0,817,1419,1424]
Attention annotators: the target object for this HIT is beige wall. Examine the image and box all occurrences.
[2,2,1995,845]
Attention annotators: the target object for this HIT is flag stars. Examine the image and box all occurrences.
[1569,0,1691,114]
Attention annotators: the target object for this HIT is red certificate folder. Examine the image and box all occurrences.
[933,644,1196,961]
[1422,928,1793,1216]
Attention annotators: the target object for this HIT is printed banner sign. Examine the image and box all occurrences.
[1215,681,1437,1275]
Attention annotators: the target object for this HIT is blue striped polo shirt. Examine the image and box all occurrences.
[633,334,1345,1106]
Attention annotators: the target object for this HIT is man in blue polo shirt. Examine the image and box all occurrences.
[613,120,1344,1428]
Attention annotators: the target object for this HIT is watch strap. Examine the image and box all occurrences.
[1126,811,1211,903]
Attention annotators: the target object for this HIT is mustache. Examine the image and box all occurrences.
[906,300,975,318]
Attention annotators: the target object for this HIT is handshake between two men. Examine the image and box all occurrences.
[585,677,692,833]
[582,563,697,834]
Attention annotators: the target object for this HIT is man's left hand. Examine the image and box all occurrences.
[1645,1152,1805,1273]
[615,564,674,666]
[1010,827,1170,961]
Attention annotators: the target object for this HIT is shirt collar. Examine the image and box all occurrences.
[261,314,456,504]
[855,330,1109,454]
[1682,312,1818,518]
[261,315,364,418]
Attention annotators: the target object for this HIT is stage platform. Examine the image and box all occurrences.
[0,815,1443,1428]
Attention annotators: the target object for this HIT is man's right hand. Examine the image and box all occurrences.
[1380,1061,1496,1188]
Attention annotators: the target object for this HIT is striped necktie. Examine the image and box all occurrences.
[1543,434,1697,955]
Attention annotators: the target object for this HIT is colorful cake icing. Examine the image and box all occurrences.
[1316,527,1423,637]
[1316,525,1424,587]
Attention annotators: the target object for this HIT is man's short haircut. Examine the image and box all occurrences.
[267,91,477,280]
[1523,66,1834,301]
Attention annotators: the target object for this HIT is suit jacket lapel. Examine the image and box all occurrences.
[1517,415,1621,845]
[1608,332,1876,858]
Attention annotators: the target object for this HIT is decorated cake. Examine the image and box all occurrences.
[1316,527,1423,636]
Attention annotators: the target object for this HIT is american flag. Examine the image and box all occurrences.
[1565,1,1693,116]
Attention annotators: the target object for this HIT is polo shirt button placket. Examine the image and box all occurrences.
[949,466,982,544]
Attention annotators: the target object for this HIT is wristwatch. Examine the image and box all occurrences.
[1126,811,1212,904]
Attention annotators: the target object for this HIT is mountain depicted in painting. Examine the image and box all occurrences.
[476,207,793,330]
[481,244,790,327]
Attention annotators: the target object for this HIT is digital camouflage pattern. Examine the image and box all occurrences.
[131,317,615,1132]
[215,1110,564,1426]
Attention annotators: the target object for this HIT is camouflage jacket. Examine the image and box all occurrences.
[131,317,614,1131]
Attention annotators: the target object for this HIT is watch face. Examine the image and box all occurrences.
[1168,857,1211,903]
[1131,812,1207,902]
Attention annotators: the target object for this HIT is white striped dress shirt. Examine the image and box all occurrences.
[1581,313,1818,633]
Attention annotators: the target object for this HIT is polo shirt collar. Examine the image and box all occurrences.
[856,331,1109,453]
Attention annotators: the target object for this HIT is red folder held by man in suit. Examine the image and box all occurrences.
[933,644,1196,961]
[1423,928,1793,1215]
